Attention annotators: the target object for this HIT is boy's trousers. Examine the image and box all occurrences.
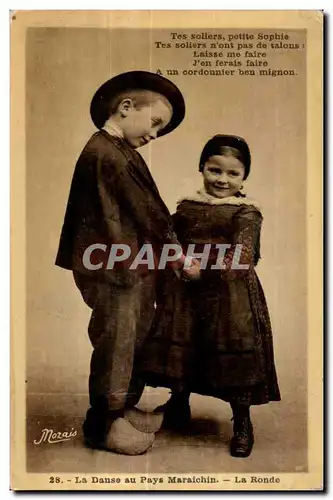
[73,270,156,441]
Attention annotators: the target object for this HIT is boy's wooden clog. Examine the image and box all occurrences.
[86,417,155,455]
[124,407,164,434]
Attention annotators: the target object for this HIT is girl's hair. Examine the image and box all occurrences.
[211,146,247,167]
[199,135,251,179]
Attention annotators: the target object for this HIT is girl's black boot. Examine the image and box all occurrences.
[230,404,254,458]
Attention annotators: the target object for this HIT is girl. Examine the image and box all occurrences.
[140,134,281,458]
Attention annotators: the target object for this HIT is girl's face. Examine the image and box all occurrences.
[202,154,245,198]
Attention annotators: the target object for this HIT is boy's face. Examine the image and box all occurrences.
[202,154,245,198]
[119,97,172,149]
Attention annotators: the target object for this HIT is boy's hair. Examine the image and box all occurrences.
[108,89,170,116]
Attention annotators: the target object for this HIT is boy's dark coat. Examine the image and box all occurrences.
[56,130,177,286]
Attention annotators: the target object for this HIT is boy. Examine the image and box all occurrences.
[55,71,199,455]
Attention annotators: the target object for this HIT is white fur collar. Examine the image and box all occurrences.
[178,188,261,211]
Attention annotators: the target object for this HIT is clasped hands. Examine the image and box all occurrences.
[181,256,201,281]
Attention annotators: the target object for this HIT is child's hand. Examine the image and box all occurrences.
[182,257,201,281]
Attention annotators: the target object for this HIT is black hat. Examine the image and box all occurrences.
[90,70,185,136]
[199,135,251,179]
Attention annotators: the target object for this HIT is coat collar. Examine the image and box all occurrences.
[178,187,261,211]
[102,119,124,139]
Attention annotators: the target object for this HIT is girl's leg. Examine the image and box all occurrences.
[155,382,192,430]
[230,402,254,458]
[171,381,191,399]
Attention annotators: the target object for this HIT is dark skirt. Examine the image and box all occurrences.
[140,269,281,406]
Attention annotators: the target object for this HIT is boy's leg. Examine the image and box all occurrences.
[84,280,142,440]
[125,273,156,409]
[82,274,157,444]
[121,275,166,433]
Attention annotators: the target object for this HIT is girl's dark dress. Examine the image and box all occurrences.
[141,193,281,405]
